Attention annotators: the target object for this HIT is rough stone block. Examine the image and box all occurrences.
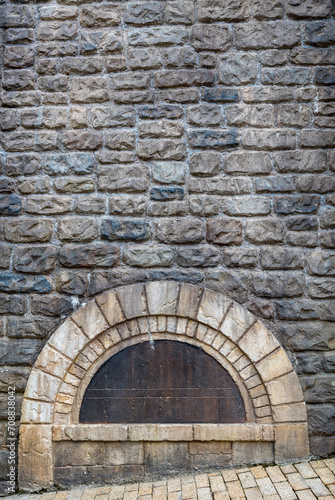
[232,442,274,466]
[146,281,179,315]
[58,218,98,242]
[18,425,53,490]
[206,218,242,245]
[275,424,309,461]
[219,53,257,85]
[154,218,204,243]
[190,24,230,51]
[123,244,174,268]
[96,291,125,327]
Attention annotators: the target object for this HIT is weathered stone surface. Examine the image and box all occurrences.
[189,196,220,216]
[139,120,184,138]
[189,177,251,196]
[98,164,149,192]
[225,152,272,175]
[190,152,221,177]
[222,248,257,268]
[202,87,239,103]
[63,131,103,150]
[165,1,195,24]
[219,53,257,85]
[242,129,296,150]
[58,218,98,242]
[260,248,304,269]
[176,246,220,267]
[188,130,239,149]
[110,195,147,215]
[151,162,185,184]
[26,196,72,215]
[221,196,271,216]
[0,274,52,294]
[286,0,333,18]
[13,246,57,274]
[276,299,319,320]
[308,250,335,276]
[128,26,188,46]
[4,219,53,243]
[253,0,283,19]
[198,0,249,21]
[305,20,335,46]
[207,218,242,245]
[191,24,230,52]
[275,195,320,215]
[81,5,120,27]
[235,22,300,50]
[187,104,223,127]
[70,77,110,103]
[155,70,214,88]
[102,220,150,241]
[80,29,123,55]
[138,139,187,160]
[154,218,204,243]
[123,245,173,267]
[150,187,184,201]
[274,150,326,173]
[0,194,22,215]
[125,2,164,25]
[253,272,305,298]
[246,220,285,244]
[59,244,118,268]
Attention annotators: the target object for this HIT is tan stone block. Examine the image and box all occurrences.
[34,344,71,379]
[227,346,244,364]
[166,315,177,332]
[54,441,105,466]
[212,332,226,351]
[256,349,293,382]
[177,283,202,319]
[21,399,53,424]
[107,327,122,345]
[220,302,256,343]
[24,369,61,403]
[96,291,125,326]
[189,442,231,455]
[117,283,148,319]
[219,338,235,357]
[186,319,198,337]
[106,442,144,465]
[49,318,88,359]
[176,316,188,334]
[272,402,308,423]
[18,424,53,491]
[238,321,280,363]
[266,372,304,406]
[149,315,158,332]
[197,289,231,329]
[52,424,128,441]
[71,299,109,339]
[232,441,274,466]
[195,322,208,341]
[157,315,167,332]
[99,331,114,349]
[274,423,310,461]
[129,424,193,441]
[146,281,180,315]
[193,424,268,442]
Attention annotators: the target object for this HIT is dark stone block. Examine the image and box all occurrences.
[59,243,119,268]
[0,273,52,293]
[30,295,73,316]
[307,404,335,436]
[310,436,335,456]
[188,129,239,149]
[13,246,57,274]
[275,195,320,215]
[276,299,319,320]
[176,245,220,267]
[305,20,335,46]
[138,104,183,119]
[301,375,335,403]
[202,87,239,102]
[0,294,27,314]
[150,187,184,201]
[0,195,22,215]
[102,220,151,241]
[286,216,318,231]
[296,353,322,375]
[6,316,59,339]
[278,322,335,351]
[315,67,335,86]
[0,338,42,365]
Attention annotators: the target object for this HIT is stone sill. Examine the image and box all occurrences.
[53,423,274,442]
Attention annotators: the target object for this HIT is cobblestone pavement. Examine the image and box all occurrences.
[7,458,335,500]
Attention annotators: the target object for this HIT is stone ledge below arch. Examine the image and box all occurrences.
[18,281,310,492]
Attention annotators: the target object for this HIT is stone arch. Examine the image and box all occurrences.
[19,281,309,491]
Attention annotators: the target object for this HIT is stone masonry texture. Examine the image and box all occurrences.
[0,0,335,494]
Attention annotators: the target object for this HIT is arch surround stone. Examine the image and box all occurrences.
[18,281,309,491]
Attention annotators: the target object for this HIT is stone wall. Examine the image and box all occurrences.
[0,0,334,492]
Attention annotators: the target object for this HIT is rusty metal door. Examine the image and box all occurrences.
[80,340,246,424]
